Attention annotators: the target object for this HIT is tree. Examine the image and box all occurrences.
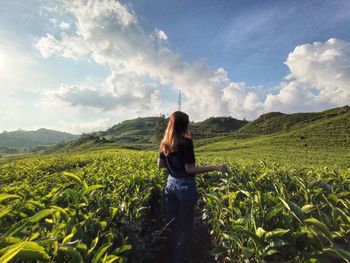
[154,114,167,144]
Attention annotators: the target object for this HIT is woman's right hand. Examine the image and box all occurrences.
[216,163,228,173]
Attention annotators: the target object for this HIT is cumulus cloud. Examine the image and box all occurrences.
[265,38,350,113]
[36,0,350,122]
[40,79,162,116]
[154,28,168,41]
[36,0,235,119]
[41,85,117,110]
[58,118,112,134]
[36,33,88,59]
[59,21,70,30]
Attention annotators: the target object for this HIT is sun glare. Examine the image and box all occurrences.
[0,53,5,70]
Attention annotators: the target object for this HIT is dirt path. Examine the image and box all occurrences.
[146,209,215,263]
[184,214,215,263]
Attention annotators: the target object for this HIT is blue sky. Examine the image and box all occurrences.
[1,0,350,133]
[132,0,350,86]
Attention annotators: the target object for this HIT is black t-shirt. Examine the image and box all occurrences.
[159,137,196,178]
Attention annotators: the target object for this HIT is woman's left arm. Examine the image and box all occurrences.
[158,158,167,168]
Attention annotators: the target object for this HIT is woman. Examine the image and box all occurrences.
[157,111,228,263]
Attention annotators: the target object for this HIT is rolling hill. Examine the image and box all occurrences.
[12,105,349,162]
[197,105,350,167]
[97,116,248,143]
[49,116,249,152]
[190,116,249,136]
[236,105,350,135]
[0,128,78,151]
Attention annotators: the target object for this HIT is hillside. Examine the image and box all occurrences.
[48,116,248,152]
[0,128,78,150]
[197,107,350,167]
[190,116,248,137]
[103,117,159,136]
[236,105,350,135]
[99,116,247,142]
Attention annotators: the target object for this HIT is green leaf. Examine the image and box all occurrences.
[59,245,83,263]
[279,197,305,223]
[256,171,270,181]
[76,243,87,253]
[279,197,290,210]
[26,200,45,209]
[0,194,21,203]
[323,247,350,262]
[0,206,12,219]
[62,172,83,185]
[288,200,305,223]
[0,241,50,261]
[268,239,289,248]
[4,219,30,237]
[30,209,53,223]
[114,244,132,255]
[305,218,332,241]
[83,184,104,195]
[266,204,283,220]
[1,237,23,245]
[92,243,111,263]
[265,228,289,239]
[256,227,266,238]
[87,236,99,255]
[62,232,76,244]
[104,255,121,263]
[0,242,26,263]
[265,248,279,256]
[302,204,315,213]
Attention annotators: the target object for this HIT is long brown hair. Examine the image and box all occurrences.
[160,111,190,156]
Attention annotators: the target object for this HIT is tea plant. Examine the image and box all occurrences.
[198,162,350,262]
[0,150,165,262]
[1,151,349,262]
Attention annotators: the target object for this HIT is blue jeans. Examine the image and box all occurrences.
[164,174,197,263]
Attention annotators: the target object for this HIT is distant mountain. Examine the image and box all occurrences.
[191,116,248,135]
[49,116,249,152]
[236,105,350,135]
[44,105,350,153]
[0,128,78,149]
[100,116,248,142]
[103,117,159,136]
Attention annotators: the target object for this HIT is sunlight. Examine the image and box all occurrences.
[0,52,5,70]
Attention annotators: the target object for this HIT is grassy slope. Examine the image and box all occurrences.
[237,105,350,135]
[104,116,247,138]
[190,116,248,136]
[48,116,248,152]
[197,111,350,168]
[14,106,348,168]
[45,109,349,167]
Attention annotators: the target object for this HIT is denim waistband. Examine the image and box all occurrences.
[167,174,195,184]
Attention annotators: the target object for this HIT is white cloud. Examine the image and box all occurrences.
[36,0,350,124]
[154,28,168,41]
[35,33,88,59]
[49,18,58,25]
[222,82,265,119]
[59,21,70,30]
[41,84,117,110]
[58,118,111,134]
[40,79,162,116]
[264,38,350,113]
[37,0,232,119]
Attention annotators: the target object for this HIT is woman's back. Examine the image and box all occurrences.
[159,136,195,178]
